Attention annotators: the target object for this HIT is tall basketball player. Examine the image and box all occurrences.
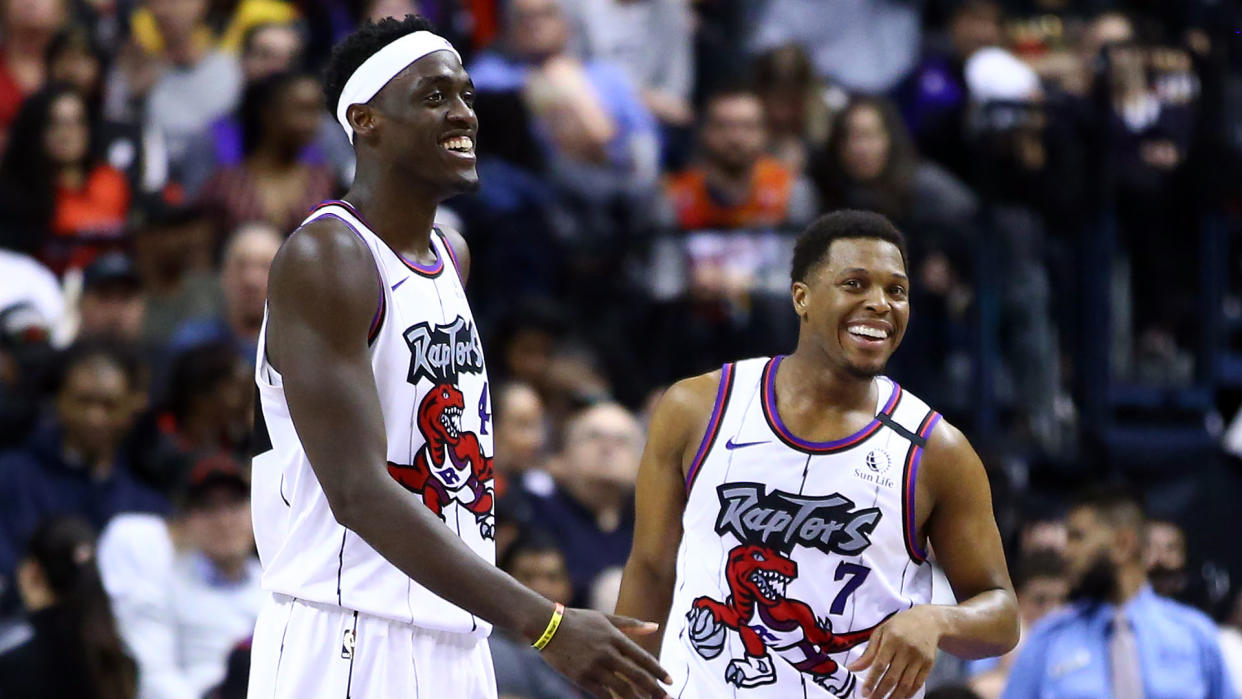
[248,16,670,698]
[616,210,1019,699]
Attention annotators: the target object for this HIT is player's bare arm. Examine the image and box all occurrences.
[616,371,722,655]
[268,219,671,698]
[849,419,1019,698]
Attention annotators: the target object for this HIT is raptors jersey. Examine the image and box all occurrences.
[660,356,941,698]
[251,200,495,636]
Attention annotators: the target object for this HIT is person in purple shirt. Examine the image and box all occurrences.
[1003,488,1235,699]
[0,342,169,611]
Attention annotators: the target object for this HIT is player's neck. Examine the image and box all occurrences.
[343,172,437,258]
[780,350,876,412]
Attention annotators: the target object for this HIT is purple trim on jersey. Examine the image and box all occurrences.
[760,355,901,454]
[309,212,387,345]
[903,411,942,563]
[437,228,464,282]
[685,363,735,493]
[311,200,445,277]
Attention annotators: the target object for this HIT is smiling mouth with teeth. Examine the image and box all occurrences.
[438,405,463,439]
[749,570,792,601]
[847,326,889,340]
[441,136,474,153]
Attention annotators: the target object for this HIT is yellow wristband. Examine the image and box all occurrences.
[532,602,565,651]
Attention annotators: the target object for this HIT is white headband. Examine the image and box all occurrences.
[336,30,462,143]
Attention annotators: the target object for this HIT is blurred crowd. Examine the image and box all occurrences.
[0,0,1240,697]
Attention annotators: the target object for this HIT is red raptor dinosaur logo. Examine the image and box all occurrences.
[687,544,877,695]
[387,383,495,539]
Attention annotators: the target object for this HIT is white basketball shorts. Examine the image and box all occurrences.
[248,593,498,698]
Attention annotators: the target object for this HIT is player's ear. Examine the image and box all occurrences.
[348,103,377,140]
[791,282,810,320]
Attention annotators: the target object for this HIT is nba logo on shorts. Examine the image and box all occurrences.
[341,629,356,659]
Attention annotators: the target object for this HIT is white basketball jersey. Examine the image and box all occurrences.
[251,200,495,636]
[660,356,940,698]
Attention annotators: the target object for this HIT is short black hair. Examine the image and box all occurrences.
[498,528,565,574]
[240,69,318,156]
[54,339,142,395]
[790,209,909,283]
[166,341,242,422]
[322,14,438,121]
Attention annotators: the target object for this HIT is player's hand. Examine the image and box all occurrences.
[847,606,941,699]
[539,607,673,698]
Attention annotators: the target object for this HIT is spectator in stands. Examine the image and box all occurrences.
[1146,518,1189,600]
[134,0,244,170]
[898,0,1003,180]
[812,95,977,235]
[45,25,156,194]
[469,0,661,249]
[1003,489,1232,699]
[751,44,833,175]
[0,342,168,608]
[494,381,551,494]
[197,70,337,235]
[1016,515,1066,558]
[563,0,694,129]
[665,86,818,230]
[97,454,262,699]
[0,83,131,275]
[491,531,581,698]
[0,516,137,699]
[0,0,65,150]
[180,22,353,195]
[129,195,221,347]
[533,402,642,605]
[129,0,299,56]
[750,0,922,95]
[169,221,280,361]
[159,341,251,470]
[76,252,146,343]
[968,551,1067,698]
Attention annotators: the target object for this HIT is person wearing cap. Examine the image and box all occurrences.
[76,251,146,344]
[97,453,262,699]
[248,14,669,698]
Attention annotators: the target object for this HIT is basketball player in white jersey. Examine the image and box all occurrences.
[248,16,670,698]
[617,210,1019,699]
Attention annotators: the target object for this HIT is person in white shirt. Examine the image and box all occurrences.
[98,454,262,699]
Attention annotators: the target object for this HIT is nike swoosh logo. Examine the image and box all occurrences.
[391,277,409,291]
[724,437,769,450]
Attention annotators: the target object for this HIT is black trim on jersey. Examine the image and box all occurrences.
[250,385,273,457]
[876,411,926,447]
[279,474,290,507]
[344,611,359,698]
[336,530,347,605]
